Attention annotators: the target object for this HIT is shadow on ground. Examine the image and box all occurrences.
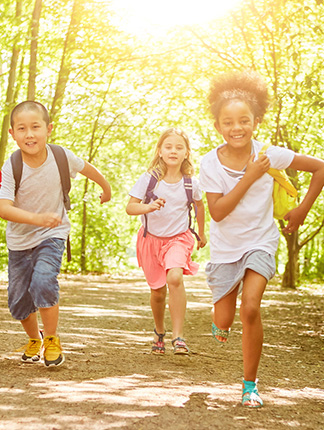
[0,272,323,429]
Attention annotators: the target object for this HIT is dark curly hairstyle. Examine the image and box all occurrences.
[209,70,269,124]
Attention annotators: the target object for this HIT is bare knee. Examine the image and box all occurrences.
[240,303,260,325]
[166,268,183,288]
[212,289,238,329]
[213,308,235,329]
[151,286,167,303]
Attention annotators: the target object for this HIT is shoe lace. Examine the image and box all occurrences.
[44,337,61,360]
[16,339,41,356]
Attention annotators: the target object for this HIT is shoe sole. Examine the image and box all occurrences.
[21,331,44,363]
[173,350,190,355]
[44,354,65,368]
[21,356,41,363]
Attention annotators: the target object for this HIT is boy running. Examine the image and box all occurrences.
[0,101,111,367]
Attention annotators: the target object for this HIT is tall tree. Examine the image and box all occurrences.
[27,0,42,100]
[49,0,81,124]
[191,0,324,287]
[0,0,23,167]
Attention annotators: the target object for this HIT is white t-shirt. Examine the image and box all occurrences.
[129,172,202,237]
[199,140,295,263]
[0,144,84,250]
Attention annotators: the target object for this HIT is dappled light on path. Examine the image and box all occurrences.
[0,272,323,429]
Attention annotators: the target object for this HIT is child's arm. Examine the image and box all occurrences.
[283,154,324,233]
[79,161,111,203]
[207,154,270,222]
[126,196,166,215]
[194,198,207,249]
[0,199,62,227]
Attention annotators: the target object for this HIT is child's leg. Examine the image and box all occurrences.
[21,312,42,339]
[21,303,59,340]
[29,239,65,367]
[166,267,186,339]
[240,269,267,382]
[39,303,59,337]
[150,285,167,337]
[212,286,238,342]
[29,239,64,334]
[150,286,167,354]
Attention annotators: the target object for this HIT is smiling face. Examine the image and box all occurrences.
[9,109,53,163]
[215,99,259,150]
[158,134,188,169]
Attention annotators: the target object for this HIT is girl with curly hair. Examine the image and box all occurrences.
[200,70,324,407]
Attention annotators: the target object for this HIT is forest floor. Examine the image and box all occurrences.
[0,271,323,430]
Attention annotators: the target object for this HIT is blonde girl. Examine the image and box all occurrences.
[199,71,324,407]
[126,128,207,355]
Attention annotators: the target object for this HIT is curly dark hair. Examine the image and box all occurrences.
[209,70,269,124]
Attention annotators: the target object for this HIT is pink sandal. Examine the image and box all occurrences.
[171,337,190,355]
[151,328,166,355]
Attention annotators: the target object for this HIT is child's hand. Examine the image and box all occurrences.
[99,190,111,204]
[282,206,307,234]
[38,212,62,228]
[147,198,166,213]
[246,154,270,180]
[197,233,207,250]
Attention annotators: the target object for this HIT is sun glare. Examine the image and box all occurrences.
[111,0,242,37]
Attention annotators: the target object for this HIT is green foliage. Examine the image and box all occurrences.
[0,0,323,280]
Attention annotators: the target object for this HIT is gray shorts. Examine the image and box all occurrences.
[206,249,276,304]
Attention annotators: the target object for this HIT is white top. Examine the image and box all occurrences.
[129,172,202,237]
[199,140,295,263]
[0,144,84,250]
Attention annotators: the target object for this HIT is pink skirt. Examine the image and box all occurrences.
[136,226,199,289]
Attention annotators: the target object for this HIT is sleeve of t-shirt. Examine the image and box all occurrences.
[129,172,150,200]
[199,151,224,193]
[192,176,203,201]
[0,159,15,201]
[265,146,295,170]
[62,147,85,178]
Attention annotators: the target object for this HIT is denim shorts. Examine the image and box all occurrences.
[8,238,65,320]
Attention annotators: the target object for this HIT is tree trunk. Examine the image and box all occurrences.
[282,231,300,289]
[49,0,80,125]
[0,0,23,168]
[28,0,42,100]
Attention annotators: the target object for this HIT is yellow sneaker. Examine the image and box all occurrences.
[43,336,64,367]
[21,336,43,363]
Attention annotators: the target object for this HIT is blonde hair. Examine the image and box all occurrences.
[148,128,194,180]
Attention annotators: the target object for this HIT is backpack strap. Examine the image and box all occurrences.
[48,144,71,211]
[143,173,159,237]
[259,143,297,197]
[143,173,200,241]
[183,176,200,242]
[10,145,71,207]
[183,176,194,205]
[48,144,72,262]
[10,149,23,195]
[10,145,72,262]
[259,142,270,157]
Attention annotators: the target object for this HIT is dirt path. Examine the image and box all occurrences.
[0,272,323,430]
